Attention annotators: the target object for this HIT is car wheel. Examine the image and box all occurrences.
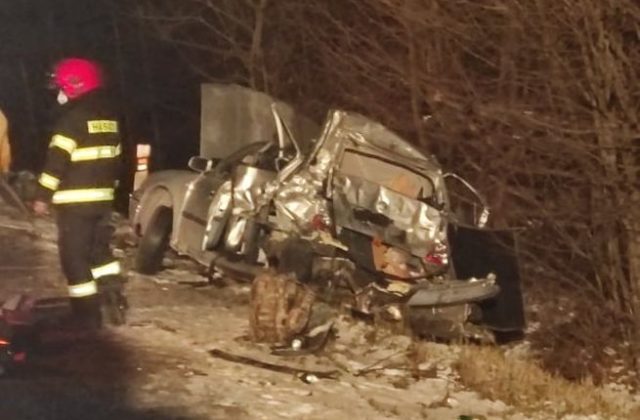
[135,206,172,274]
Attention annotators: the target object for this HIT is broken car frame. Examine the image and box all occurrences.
[129,84,525,340]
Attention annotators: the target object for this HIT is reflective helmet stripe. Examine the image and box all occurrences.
[52,188,114,204]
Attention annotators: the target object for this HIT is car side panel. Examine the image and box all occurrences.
[174,171,227,258]
[131,170,199,242]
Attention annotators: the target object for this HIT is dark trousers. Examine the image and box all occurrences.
[56,208,117,298]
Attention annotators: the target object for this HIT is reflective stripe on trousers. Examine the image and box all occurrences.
[68,280,98,298]
[91,261,121,279]
[53,188,114,204]
[57,210,115,299]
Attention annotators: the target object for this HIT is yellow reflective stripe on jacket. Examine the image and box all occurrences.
[87,120,119,134]
[71,144,121,162]
[68,280,98,298]
[50,134,77,154]
[52,188,114,204]
[38,173,60,191]
[91,261,121,279]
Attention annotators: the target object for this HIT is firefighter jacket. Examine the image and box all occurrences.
[0,109,10,174]
[37,90,122,212]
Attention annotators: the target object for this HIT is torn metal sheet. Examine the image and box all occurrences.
[407,275,499,307]
[261,149,331,234]
[272,173,328,233]
[447,225,526,332]
[205,165,275,251]
[333,173,446,257]
[230,164,275,214]
[200,84,320,160]
[309,111,441,169]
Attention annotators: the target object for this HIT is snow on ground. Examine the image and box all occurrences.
[0,202,634,419]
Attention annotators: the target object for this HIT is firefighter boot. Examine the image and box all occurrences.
[98,276,128,326]
[68,295,103,330]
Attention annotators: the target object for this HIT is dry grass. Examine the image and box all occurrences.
[455,345,638,418]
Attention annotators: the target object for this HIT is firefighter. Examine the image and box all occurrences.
[32,58,127,328]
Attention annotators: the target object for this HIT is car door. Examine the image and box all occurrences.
[174,164,227,259]
[177,142,276,259]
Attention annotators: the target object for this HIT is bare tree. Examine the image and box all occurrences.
[132,0,270,89]
[126,0,640,381]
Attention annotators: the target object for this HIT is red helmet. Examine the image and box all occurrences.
[52,58,103,99]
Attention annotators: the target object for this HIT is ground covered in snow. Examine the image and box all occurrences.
[0,202,637,420]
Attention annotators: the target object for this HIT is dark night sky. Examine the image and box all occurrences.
[0,0,201,178]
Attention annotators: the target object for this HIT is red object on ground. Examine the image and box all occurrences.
[12,352,26,363]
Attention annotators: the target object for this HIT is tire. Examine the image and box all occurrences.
[135,206,172,274]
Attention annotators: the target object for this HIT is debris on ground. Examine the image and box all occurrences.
[249,270,315,344]
[1,202,639,419]
[209,348,340,380]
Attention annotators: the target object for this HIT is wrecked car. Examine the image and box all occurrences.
[129,84,525,340]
